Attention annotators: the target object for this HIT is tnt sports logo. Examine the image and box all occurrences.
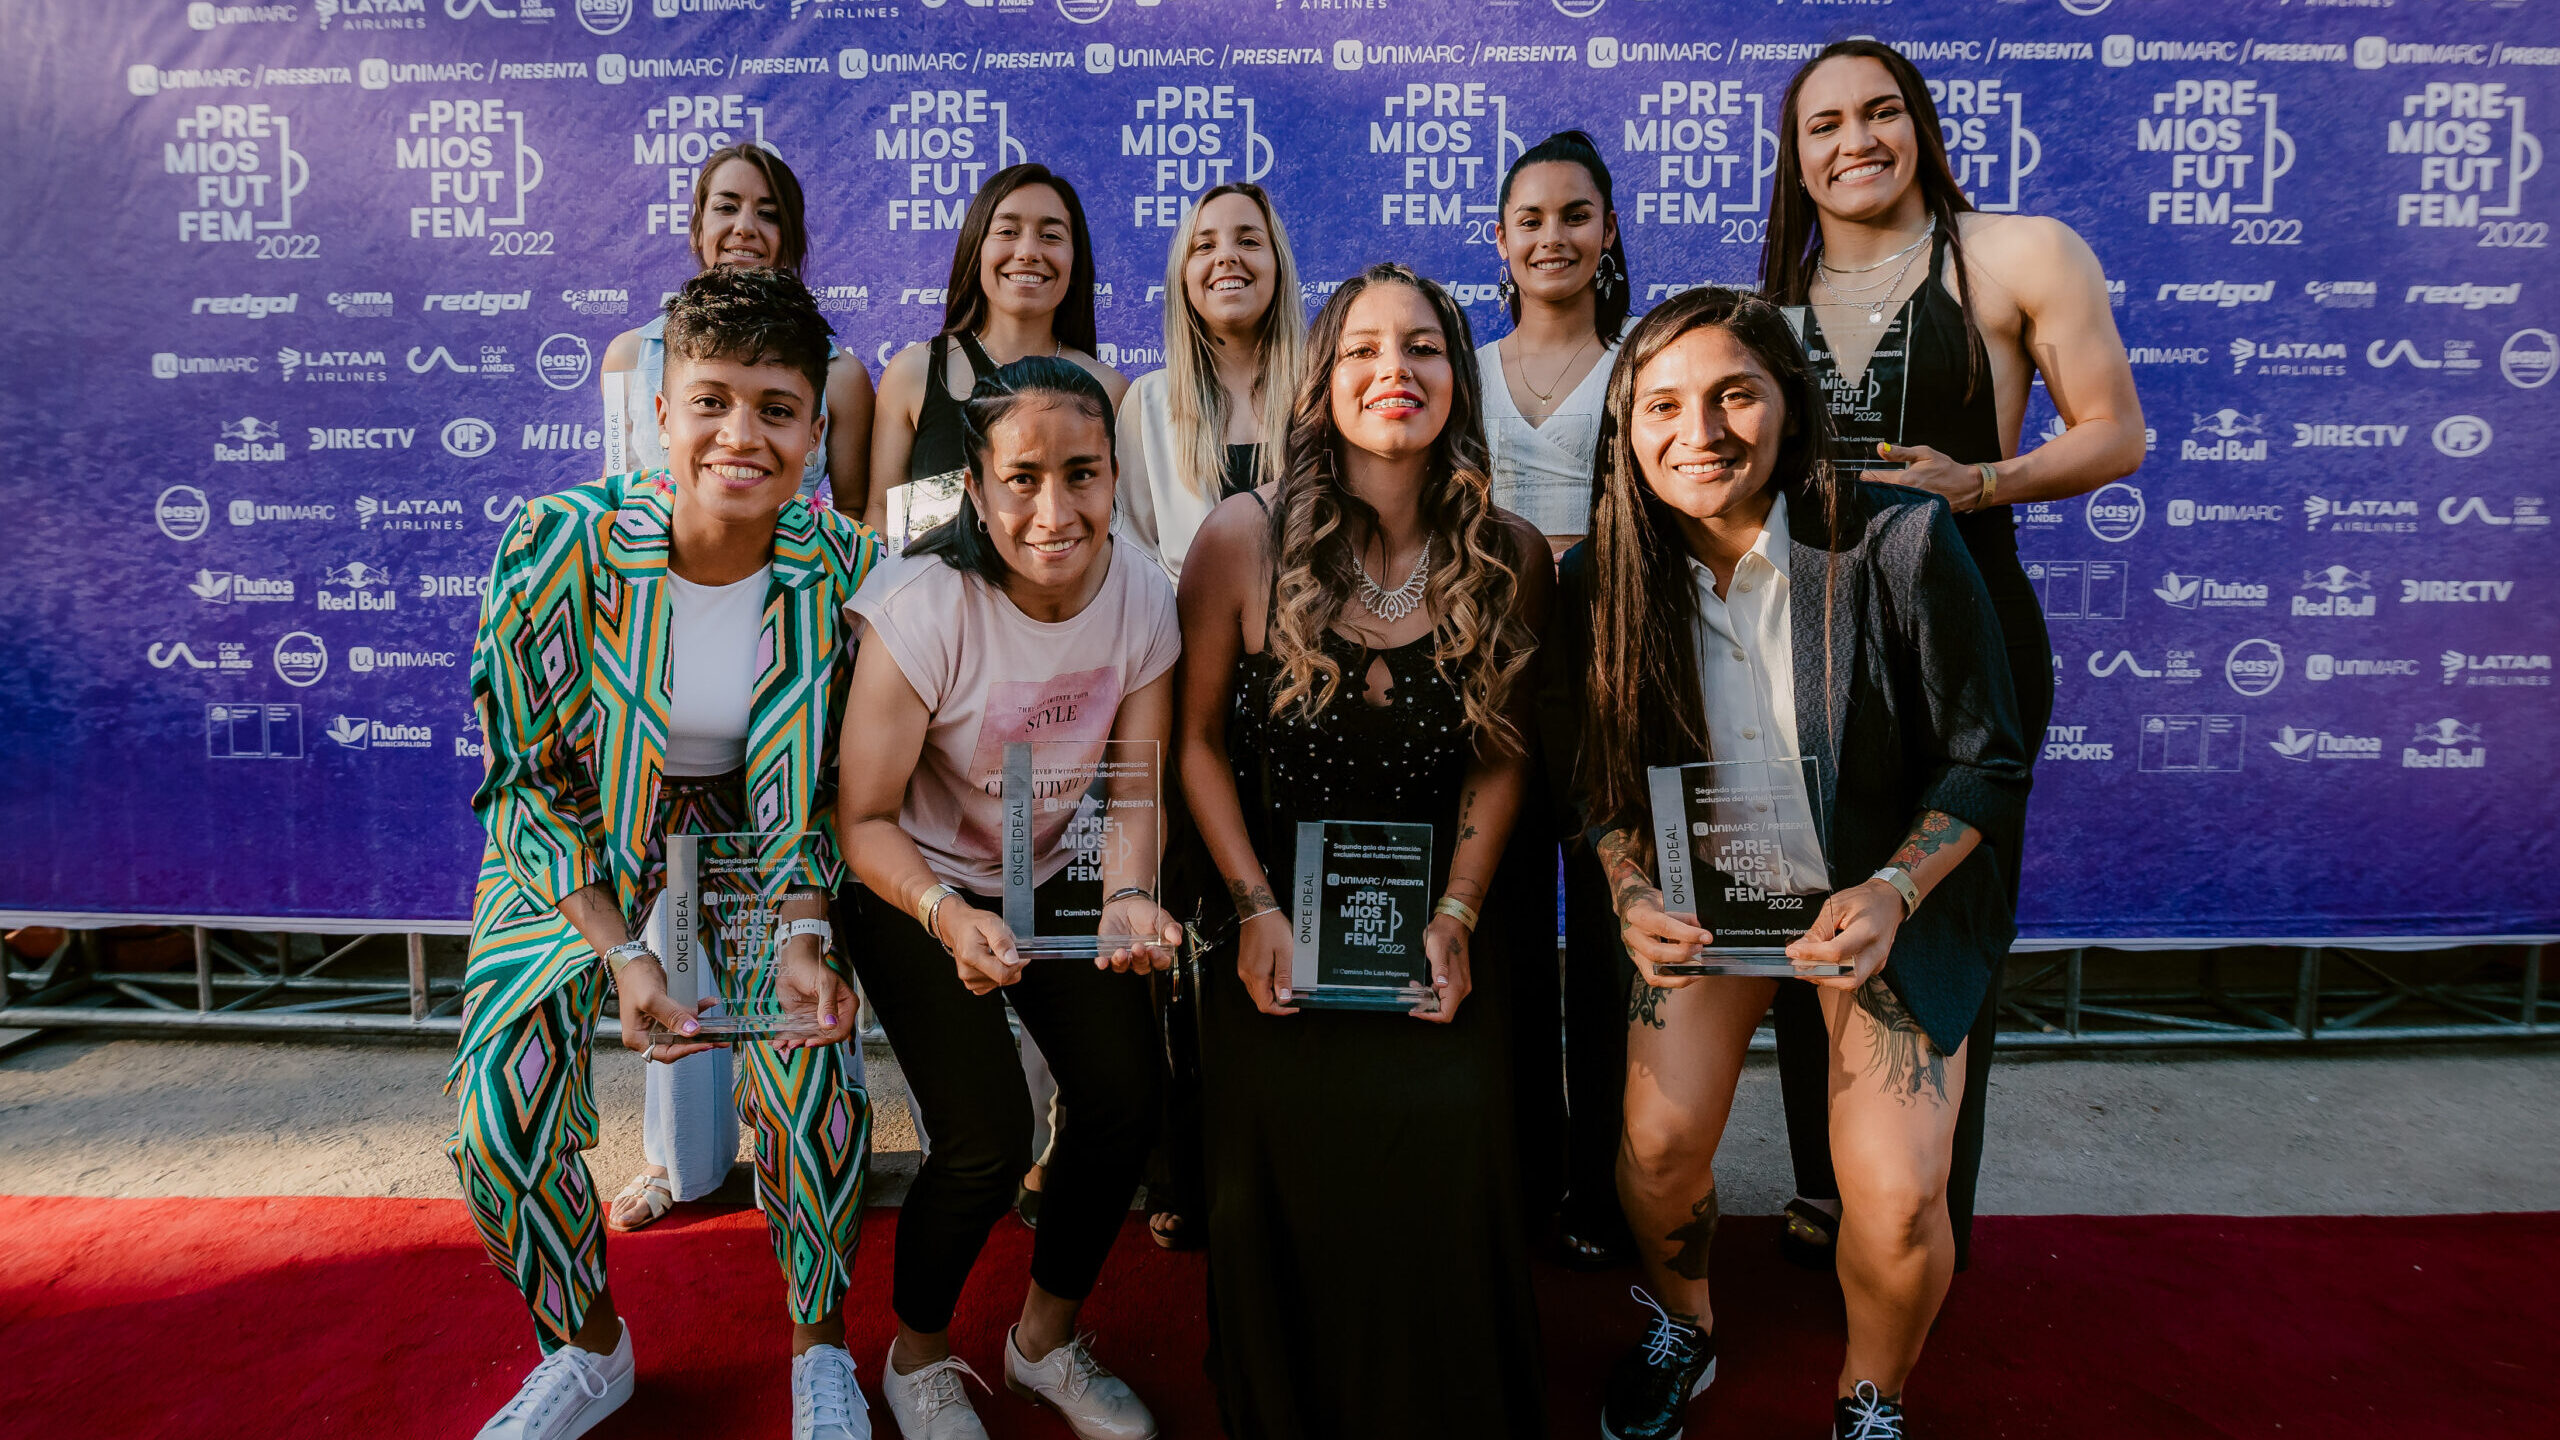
[536,334,593,391]
[576,0,631,33]
[272,631,329,688]
[2503,329,2557,389]
[2432,416,2492,458]
[2084,482,2145,542]
[441,417,497,458]
[2224,638,2284,697]
[156,485,213,541]
[2403,718,2486,770]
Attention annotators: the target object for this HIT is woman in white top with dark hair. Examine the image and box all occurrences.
[1116,182,1308,581]
[1481,128,1631,1269]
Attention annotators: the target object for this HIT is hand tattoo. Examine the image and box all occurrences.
[1596,827,1660,924]
[1853,976,1949,1105]
[1227,878,1278,922]
[1663,1190,1720,1281]
[1628,973,1668,1030]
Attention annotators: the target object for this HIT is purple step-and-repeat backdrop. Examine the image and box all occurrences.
[1,0,2553,938]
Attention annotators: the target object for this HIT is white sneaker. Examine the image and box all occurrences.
[793,1344,873,1440]
[475,1319,635,1440]
[879,1348,991,1440]
[1002,1326,1158,1440]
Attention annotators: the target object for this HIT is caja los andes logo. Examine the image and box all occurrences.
[2138,79,2295,234]
[873,88,1028,232]
[632,94,775,242]
[2388,81,2541,233]
[394,98,545,244]
[164,103,312,250]
[1117,84,1276,230]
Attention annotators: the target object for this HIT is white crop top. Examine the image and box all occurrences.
[663,566,769,777]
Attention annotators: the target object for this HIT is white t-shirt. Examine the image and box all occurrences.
[1687,494,1826,888]
[848,540,1183,891]
[664,566,769,777]
[1477,336,1615,537]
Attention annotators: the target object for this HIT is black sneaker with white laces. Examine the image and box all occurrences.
[1832,1381,1905,1439]
[1599,1287,1718,1440]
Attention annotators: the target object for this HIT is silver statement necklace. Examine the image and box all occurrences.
[1816,218,1935,324]
[1357,536,1432,622]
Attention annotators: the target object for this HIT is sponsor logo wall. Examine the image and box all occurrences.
[5,0,2552,939]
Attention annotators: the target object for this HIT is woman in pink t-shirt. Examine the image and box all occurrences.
[835,355,1183,1440]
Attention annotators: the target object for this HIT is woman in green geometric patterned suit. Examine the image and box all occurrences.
[447,268,885,1440]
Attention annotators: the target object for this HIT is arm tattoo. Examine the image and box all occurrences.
[1226,878,1278,921]
[1663,1189,1721,1281]
[1889,809,1972,873]
[1853,976,1949,1105]
[1627,973,1668,1030]
[1596,827,1660,924]
[1456,787,1478,844]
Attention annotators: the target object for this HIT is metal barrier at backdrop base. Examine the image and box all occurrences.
[0,921,2550,1051]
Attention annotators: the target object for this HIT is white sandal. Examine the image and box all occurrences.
[606,1172,674,1233]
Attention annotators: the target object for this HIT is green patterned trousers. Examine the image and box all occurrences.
[447,774,870,1352]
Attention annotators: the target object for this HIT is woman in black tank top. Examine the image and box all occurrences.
[1758,40,2147,1303]
[869,164,1129,548]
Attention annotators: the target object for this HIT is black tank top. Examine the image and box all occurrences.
[1792,230,2032,610]
[908,331,997,484]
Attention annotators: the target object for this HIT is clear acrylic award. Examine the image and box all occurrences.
[1287,820,1440,1013]
[647,832,830,1045]
[999,739,1169,961]
[1645,758,1849,978]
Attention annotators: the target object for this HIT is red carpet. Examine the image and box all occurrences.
[1,1197,2550,1438]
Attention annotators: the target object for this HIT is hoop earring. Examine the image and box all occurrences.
[1496,269,1517,308]
[1595,253,1620,303]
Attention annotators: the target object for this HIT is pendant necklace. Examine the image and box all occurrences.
[1512,333,1597,408]
[1817,219,1935,325]
[1357,536,1432,622]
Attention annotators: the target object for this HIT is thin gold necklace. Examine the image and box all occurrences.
[1512,333,1596,405]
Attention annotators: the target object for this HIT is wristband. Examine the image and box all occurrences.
[1237,904,1280,926]
[1433,896,1481,932]
[772,918,834,954]
[915,883,962,951]
[600,938,658,974]
[1103,886,1154,907]
[1975,462,1999,511]
[1868,865,1921,918]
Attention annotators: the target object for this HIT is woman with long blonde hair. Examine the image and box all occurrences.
[1175,263,1552,1438]
[1116,182,1306,580]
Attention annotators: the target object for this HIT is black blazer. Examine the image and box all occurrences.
[1539,481,2032,1052]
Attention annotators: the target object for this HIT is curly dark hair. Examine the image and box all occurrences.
[1266,262,1533,756]
[659,266,835,403]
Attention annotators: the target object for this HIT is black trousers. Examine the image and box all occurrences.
[840,876,1164,1333]
[1559,841,1635,1248]
[1775,619,2054,1271]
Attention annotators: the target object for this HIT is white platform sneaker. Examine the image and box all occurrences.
[475,1319,635,1440]
[792,1344,873,1440]
[1001,1326,1158,1440]
[879,1349,991,1440]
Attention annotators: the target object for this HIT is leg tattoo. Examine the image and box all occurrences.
[1628,974,1668,1030]
[1853,977,1948,1104]
[1663,1190,1720,1282]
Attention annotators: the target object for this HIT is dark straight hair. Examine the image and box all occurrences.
[687,143,810,277]
[939,163,1100,357]
[1758,40,1985,398]
[907,354,1117,582]
[1497,129,1631,343]
[1578,286,1850,841]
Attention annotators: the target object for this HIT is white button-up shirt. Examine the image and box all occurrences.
[1687,493,1830,892]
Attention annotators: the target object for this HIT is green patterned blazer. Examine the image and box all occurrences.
[451,471,882,1077]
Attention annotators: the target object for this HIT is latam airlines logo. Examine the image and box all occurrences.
[2268,725,2382,763]
[278,348,390,383]
[2304,495,2420,533]
[355,495,466,530]
[2229,337,2346,377]
[2403,718,2485,770]
[2442,650,2553,687]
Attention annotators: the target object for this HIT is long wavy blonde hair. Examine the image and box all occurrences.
[1265,263,1533,755]
[1160,183,1306,498]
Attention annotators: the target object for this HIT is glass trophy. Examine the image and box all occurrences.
[1645,758,1849,978]
[1286,819,1440,1013]
[646,831,830,1045]
[999,739,1169,961]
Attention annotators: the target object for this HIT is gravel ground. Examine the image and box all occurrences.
[2,1031,2553,1213]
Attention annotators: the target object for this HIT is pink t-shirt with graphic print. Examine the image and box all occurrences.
[848,540,1183,893]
